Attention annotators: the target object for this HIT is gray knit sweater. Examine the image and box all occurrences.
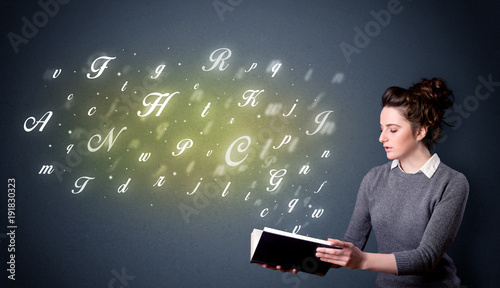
[343,160,469,287]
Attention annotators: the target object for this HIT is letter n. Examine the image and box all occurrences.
[299,164,311,175]
[88,126,127,152]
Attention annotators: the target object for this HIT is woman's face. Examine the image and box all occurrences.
[379,107,425,160]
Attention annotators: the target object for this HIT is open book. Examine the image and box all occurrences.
[250,227,339,276]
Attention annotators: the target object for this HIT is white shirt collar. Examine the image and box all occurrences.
[391,153,441,178]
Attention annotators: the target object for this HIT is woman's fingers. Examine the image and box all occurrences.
[259,263,298,274]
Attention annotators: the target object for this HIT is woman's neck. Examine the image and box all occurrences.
[399,146,431,174]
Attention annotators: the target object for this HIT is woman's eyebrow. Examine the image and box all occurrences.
[380,123,402,127]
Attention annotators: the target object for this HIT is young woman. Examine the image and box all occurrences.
[260,78,469,287]
[315,78,469,287]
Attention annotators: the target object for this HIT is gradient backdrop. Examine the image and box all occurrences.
[1,0,499,287]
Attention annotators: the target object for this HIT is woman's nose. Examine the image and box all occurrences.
[379,131,387,143]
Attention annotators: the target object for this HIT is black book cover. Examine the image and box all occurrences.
[250,227,339,276]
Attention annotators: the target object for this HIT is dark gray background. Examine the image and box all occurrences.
[1,0,499,287]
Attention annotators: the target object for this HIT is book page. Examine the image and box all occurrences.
[250,229,263,259]
[263,227,331,246]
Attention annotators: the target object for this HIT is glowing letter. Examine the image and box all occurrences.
[321,150,331,158]
[138,153,151,162]
[88,107,96,116]
[225,136,251,167]
[202,102,211,117]
[151,64,165,79]
[267,168,287,192]
[86,56,116,79]
[245,63,257,72]
[306,110,334,135]
[260,208,269,218]
[188,180,201,195]
[88,126,127,152]
[202,48,232,71]
[312,208,324,218]
[293,225,301,234]
[221,182,231,197]
[283,99,298,117]
[288,198,299,213]
[154,176,166,187]
[53,69,62,78]
[173,139,193,156]
[273,135,292,149]
[66,144,74,154]
[24,111,53,132]
[118,178,131,193]
[71,176,95,194]
[299,164,311,175]
[314,181,327,194]
[238,89,264,107]
[271,62,282,77]
[138,92,179,117]
[39,165,54,175]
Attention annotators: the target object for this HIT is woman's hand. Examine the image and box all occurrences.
[257,263,299,274]
[316,239,366,270]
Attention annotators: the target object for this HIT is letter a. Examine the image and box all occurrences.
[24,111,53,132]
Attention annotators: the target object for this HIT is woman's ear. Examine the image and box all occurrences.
[416,126,428,141]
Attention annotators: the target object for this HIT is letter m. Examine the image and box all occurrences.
[39,165,54,175]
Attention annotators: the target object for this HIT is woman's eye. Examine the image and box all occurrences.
[390,130,397,133]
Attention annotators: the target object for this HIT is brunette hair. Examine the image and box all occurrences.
[382,78,454,149]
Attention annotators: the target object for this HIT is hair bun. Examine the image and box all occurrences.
[410,78,454,112]
[408,78,454,146]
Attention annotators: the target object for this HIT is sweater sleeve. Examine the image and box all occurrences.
[394,172,469,275]
[343,170,374,250]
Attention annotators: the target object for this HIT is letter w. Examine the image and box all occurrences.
[139,153,152,162]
